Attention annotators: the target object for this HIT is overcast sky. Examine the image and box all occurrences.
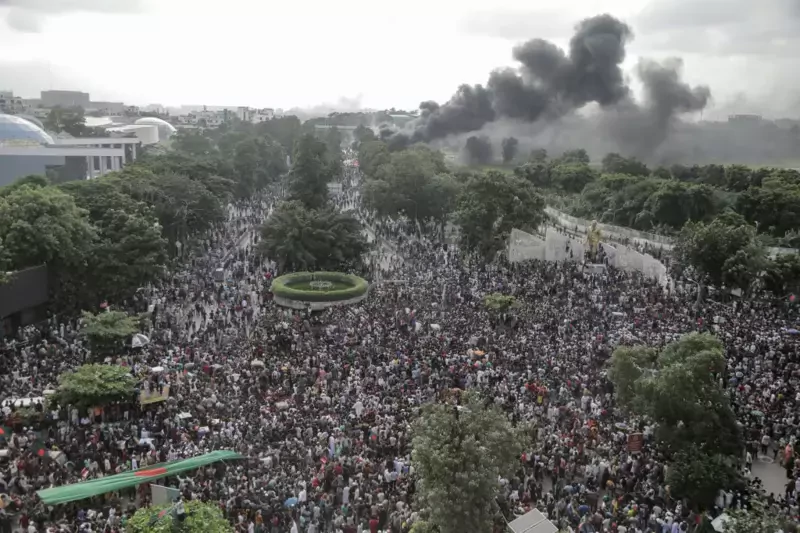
[0,0,797,118]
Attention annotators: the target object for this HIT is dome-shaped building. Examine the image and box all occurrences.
[0,114,54,145]
[134,117,176,140]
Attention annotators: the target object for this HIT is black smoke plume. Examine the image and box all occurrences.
[603,59,710,157]
[464,135,493,164]
[393,14,709,158]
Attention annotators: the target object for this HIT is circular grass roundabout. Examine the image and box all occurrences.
[271,271,369,309]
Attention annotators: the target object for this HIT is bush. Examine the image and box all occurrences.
[271,271,369,302]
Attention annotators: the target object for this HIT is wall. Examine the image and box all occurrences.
[0,265,49,319]
[0,154,66,186]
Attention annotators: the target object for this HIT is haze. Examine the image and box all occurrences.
[0,0,797,119]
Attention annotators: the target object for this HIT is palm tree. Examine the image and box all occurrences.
[259,201,366,272]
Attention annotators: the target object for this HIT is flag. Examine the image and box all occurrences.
[0,425,11,439]
[81,468,90,479]
[29,439,47,458]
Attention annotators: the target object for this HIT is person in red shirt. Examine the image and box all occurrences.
[369,516,379,533]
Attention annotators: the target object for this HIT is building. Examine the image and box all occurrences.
[728,114,764,124]
[0,114,146,186]
[88,101,125,115]
[134,117,176,140]
[40,90,90,109]
[237,106,275,123]
[0,91,25,114]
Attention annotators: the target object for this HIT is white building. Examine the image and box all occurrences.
[0,114,147,185]
[237,106,275,123]
[0,91,25,114]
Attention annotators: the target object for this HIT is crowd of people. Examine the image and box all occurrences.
[0,166,798,533]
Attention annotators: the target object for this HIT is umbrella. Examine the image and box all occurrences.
[751,409,764,417]
[251,360,265,368]
[284,497,298,508]
[785,328,799,335]
[132,334,150,348]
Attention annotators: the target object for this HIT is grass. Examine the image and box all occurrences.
[287,280,351,292]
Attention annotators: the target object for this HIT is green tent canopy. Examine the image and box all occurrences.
[37,450,244,505]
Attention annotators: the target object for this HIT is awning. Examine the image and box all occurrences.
[37,450,244,505]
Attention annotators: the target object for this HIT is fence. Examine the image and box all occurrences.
[508,227,668,285]
[544,207,674,248]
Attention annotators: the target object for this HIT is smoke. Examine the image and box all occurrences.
[464,135,493,165]
[603,58,710,158]
[0,0,143,32]
[392,13,710,159]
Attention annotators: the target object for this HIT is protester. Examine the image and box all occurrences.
[0,166,798,533]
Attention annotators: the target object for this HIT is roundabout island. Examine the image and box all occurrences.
[270,271,369,310]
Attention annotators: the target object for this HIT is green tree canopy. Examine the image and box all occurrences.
[482,293,518,313]
[673,210,766,291]
[455,171,546,260]
[233,136,287,198]
[288,134,335,210]
[609,333,742,457]
[128,500,232,533]
[0,184,95,271]
[259,201,367,271]
[723,498,790,533]
[56,364,136,409]
[601,153,650,176]
[550,162,598,193]
[81,310,140,360]
[412,393,524,533]
[665,446,738,511]
[763,253,800,296]
[362,145,451,224]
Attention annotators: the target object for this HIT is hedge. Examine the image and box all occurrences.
[271,272,369,302]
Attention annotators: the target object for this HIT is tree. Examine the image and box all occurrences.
[725,164,753,192]
[724,498,788,533]
[665,446,738,511]
[455,171,546,260]
[45,106,89,137]
[514,162,551,188]
[529,148,548,163]
[363,146,450,224]
[483,293,517,313]
[735,174,800,238]
[233,137,287,198]
[56,364,136,409]
[464,135,493,165]
[353,124,376,145]
[763,253,800,296]
[411,393,523,533]
[128,500,232,533]
[557,148,589,165]
[673,210,765,291]
[550,163,597,193]
[259,201,367,272]
[115,168,226,243]
[501,137,519,164]
[0,185,95,271]
[86,210,168,306]
[609,333,742,457]
[358,140,392,178]
[171,130,216,156]
[601,153,649,176]
[288,134,334,210]
[257,115,303,154]
[0,174,50,196]
[80,310,140,360]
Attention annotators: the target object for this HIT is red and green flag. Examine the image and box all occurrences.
[29,440,47,458]
[0,425,11,439]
